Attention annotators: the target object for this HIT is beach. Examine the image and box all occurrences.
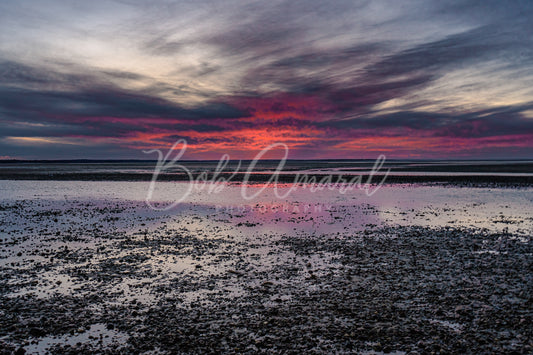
[2,0,532,352]
[0,179,532,354]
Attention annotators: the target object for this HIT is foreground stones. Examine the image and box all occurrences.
[0,198,531,354]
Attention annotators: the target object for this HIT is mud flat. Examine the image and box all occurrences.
[1,160,533,187]
[0,182,532,354]
[1,170,533,188]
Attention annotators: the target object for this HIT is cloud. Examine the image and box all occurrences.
[319,103,533,138]
[0,61,250,124]
[364,24,531,81]
[0,0,532,158]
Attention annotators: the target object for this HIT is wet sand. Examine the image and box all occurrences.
[0,182,532,354]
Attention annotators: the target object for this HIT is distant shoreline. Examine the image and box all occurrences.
[2,160,533,186]
[1,171,533,186]
[2,159,533,163]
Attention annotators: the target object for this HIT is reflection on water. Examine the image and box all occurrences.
[24,323,128,354]
[1,181,532,234]
[1,180,532,352]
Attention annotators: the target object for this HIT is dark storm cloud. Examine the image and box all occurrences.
[321,75,435,115]
[268,43,384,70]
[0,60,249,126]
[0,60,90,87]
[239,43,386,97]
[0,86,248,120]
[320,103,533,138]
[364,24,533,80]
[235,21,532,117]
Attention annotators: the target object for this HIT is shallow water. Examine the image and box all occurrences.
[1,181,532,353]
[1,180,532,234]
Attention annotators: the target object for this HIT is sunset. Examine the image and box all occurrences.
[1,1,532,354]
[1,0,532,159]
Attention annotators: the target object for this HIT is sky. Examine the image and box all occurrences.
[0,0,532,160]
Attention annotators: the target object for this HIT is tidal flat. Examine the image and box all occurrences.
[0,181,532,354]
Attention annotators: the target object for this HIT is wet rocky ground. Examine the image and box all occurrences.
[0,187,532,354]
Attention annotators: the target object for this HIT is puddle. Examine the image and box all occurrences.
[24,323,128,354]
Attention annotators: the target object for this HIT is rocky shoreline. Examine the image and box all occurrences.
[0,188,532,354]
